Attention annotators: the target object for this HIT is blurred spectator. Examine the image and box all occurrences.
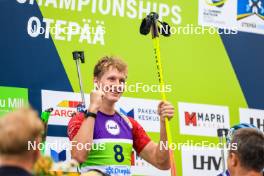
[226,127,264,176]
[0,108,44,176]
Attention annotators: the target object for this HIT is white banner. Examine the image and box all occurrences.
[178,102,230,136]
[181,146,227,176]
[240,107,264,132]
[198,0,264,35]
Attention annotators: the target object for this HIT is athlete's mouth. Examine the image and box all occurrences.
[109,86,124,94]
[111,91,120,96]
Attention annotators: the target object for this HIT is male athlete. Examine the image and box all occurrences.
[217,123,264,176]
[67,56,175,175]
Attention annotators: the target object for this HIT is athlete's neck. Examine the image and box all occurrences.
[232,166,262,176]
[99,100,115,116]
[0,154,34,174]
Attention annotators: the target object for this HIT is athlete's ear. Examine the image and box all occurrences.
[93,77,100,90]
[93,77,98,84]
[229,152,238,167]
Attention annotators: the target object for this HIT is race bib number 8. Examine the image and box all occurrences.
[82,139,133,166]
[114,145,125,162]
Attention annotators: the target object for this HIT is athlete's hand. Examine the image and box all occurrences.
[158,101,174,123]
[88,87,105,113]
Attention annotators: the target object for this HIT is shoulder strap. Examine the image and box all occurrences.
[115,110,133,129]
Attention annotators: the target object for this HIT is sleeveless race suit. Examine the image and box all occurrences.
[67,111,151,176]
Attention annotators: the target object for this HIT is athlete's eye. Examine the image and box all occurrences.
[120,79,125,84]
[108,76,115,82]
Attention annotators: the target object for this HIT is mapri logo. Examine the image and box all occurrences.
[205,0,227,7]
[237,0,264,20]
[179,102,230,137]
[240,108,264,132]
[184,111,224,127]
[185,112,197,126]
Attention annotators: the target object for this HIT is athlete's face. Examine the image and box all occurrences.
[94,67,127,103]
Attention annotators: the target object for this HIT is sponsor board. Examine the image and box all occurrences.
[42,90,161,132]
[179,102,230,136]
[240,108,264,132]
[116,97,161,132]
[42,90,90,126]
[44,136,77,172]
[181,146,226,176]
[131,151,170,176]
[198,0,237,29]
[199,0,264,35]
[237,0,264,34]
[0,86,28,116]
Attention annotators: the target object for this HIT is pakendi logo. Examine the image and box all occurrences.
[120,108,135,118]
[116,97,160,132]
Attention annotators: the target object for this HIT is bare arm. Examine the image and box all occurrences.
[71,114,95,163]
[139,120,170,170]
[71,90,104,163]
[139,101,174,170]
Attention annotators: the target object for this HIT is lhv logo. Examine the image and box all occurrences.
[240,108,264,132]
[181,146,225,176]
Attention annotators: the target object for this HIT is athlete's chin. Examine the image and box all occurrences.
[105,94,121,103]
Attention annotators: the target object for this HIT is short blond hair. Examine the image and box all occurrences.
[0,108,44,155]
[94,56,128,78]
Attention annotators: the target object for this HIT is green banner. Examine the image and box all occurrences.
[0,86,28,116]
